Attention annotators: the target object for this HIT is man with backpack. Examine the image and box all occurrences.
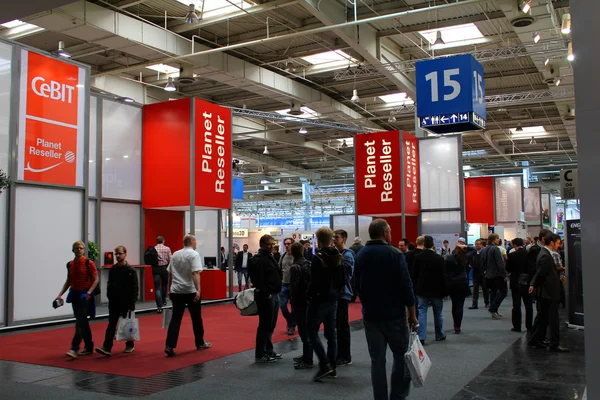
[332,229,354,367]
[289,242,313,370]
[306,227,344,381]
[145,236,172,313]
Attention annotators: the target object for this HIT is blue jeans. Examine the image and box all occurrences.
[364,319,411,400]
[417,296,444,341]
[153,268,168,308]
[236,269,250,292]
[306,300,337,367]
[279,284,296,329]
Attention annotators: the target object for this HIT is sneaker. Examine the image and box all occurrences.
[313,364,334,381]
[163,302,167,307]
[293,356,304,364]
[157,308,162,314]
[294,361,314,370]
[123,347,134,354]
[336,359,352,367]
[287,328,295,336]
[435,336,447,342]
[491,312,503,319]
[66,350,78,359]
[164,347,176,357]
[197,342,212,350]
[77,349,93,356]
[327,370,337,378]
[454,327,461,334]
[95,347,111,356]
[269,352,282,359]
[255,355,277,363]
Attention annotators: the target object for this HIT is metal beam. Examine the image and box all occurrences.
[233,147,321,181]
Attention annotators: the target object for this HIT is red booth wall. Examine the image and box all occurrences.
[465,177,495,225]
[381,215,419,246]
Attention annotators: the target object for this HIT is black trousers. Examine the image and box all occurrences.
[165,293,206,349]
[336,298,351,361]
[255,294,279,358]
[511,286,533,332]
[487,277,507,314]
[529,298,560,347]
[103,306,134,350]
[471,274,489,307]
[292,301,313,363]
[71,295,93,352]
[450,293,466,329]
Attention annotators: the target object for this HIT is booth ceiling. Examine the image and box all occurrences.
[3,0,576,202]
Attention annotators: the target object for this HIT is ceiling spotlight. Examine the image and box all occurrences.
[543,143,548,151]
[351,89,360,103]
[185,3,200,24]
[533,32,541,43]
[263,145,270,155]
[529,136,537,145]
[433,30,445,47]
[567,42,574,61]
[515,123,523,132]
[164,77,176,92]
[561,13,571,35]
[388,115,397,123]
[555,77,561,86]
[57,41,71,58]
[521,0,532,14]
[341,140,348,148]
[544,57,550,66]
[117,96,134,103]
[299,127,308,134]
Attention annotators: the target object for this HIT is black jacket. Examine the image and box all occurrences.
[307,247,342,302]
[530,247,561,301]
[405,248,423,287]
[414,250,448,298]
[289,257,311,307]
[468,249,485,276]
[248,250,282,298]
[106,262,138,310]
[349,243,364,255]
[444,252,470,296]
[506,247,530,289]
[234,251,252,271]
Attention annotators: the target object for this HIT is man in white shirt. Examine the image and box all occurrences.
[164,234,211,357]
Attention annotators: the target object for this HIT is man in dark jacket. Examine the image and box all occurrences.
[306,227,343,381]
[468,239,489,309]
[234,244,252,292]
[289,242,313,370]
[96,245,138,356]
[355,219,418,400]
[528,233,569,352]
[482,234,508,319]
[249,235,283,363]
[405,235,424,296]
[414,235,447,344]
[349,237,364,255]
[506,238,533,332]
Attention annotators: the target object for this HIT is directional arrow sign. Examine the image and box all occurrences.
[422,117,429,126]
[440,116,448,124]
[450,114,458,123]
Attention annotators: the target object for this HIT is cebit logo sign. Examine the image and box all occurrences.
[31,76,75,104]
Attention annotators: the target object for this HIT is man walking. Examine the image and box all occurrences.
[164,234,211,357]
[355,219,418,400]
[249,235,283,363]
[96,245,138,356]
[506,238,533,332]
[482,234,508,319]
[234,244,252,292]
[468,239,489,309]
[306,227,344,381]
[405,235,424,292]
[154,236,172,313]
[289,242,313,369]
[332,229,355,367]
[279,237,297,335]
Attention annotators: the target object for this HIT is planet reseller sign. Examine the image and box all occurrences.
[17,50,86,186]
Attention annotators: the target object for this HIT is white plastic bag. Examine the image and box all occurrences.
[234,288,258,316]
[404,332,432,388]
[116,311,140,341]
[162,308,172,329]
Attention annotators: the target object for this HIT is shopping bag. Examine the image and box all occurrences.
[234,288,258,316]
[162,307,173,329]
[404,332,432,388]
[116,311,140,341]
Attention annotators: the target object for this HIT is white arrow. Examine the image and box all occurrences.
[440,116,448,123]
[450,114,458,123]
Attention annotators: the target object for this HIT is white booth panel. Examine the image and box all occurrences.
[0,41,12,324]
[88,200,96,242]
[419,137,460,209]
[13,187,83,321]
[89,96,97,197]
[195,210,219,263]
[101,100,142,200]
[358,216,373,243]
[421,211,462,235]
[331,215,355,237]
[100,202,141,265]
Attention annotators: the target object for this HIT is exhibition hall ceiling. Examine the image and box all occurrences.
[2,0,576,205]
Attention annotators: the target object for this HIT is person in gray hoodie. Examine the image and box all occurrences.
[482,233,509,319]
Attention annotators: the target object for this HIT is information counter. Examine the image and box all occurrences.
[200,268,227,300]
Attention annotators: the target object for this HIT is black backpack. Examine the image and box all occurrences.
[314,250,345,291]
[144,246,159,266]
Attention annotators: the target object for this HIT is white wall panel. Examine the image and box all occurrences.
[101,202,140,265]
[419,137,461,209]
[421,211,462,234]
[88,96,97,197]
[0,41,12,324]
[331,215,355,238]
[358,216,373,243]
[88,200,96,242]
[101,100,142,200]
[195,210,219,261]
[13,187,83,321]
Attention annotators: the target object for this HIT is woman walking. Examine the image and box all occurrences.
[445,241,471,334]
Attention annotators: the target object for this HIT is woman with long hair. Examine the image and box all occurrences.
[445,242,471,334]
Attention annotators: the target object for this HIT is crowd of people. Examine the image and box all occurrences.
[55,222,569,399]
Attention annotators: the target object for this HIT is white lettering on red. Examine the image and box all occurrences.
[31,76,74,104]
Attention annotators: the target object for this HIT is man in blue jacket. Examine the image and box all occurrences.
[333,229,355,367]
[355,219,419,400]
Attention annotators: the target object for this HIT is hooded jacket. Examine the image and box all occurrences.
[307,247,343,302]
[106,262,139,310]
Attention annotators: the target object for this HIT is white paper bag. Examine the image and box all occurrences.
[234,288,258,316]
[404,332,432,388]
[116,311,140,341]
[162,307,173,329]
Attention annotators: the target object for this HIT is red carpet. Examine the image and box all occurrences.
[0,302,363,378]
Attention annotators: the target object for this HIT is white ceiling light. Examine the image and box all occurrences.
[263,145,270,155]
[299,127,308,134]
[529,137,537,145]
[275,106,318,119]
[1,19,26,29]
[184,4,200,24]
[164,77,176,92]
[544,57,550,66]
[521,0,532,14]
[419,23,485,50]
[561,13,571,34]
[300,50,358,71]
[260,179,271,184]
[510,125,548,138]
[567,42,574,61]
[388,115,397,123]
[57,41,71,58]
[351,89,360,103]
[379,92,415,105]
[533,32,541,43]
[147,63,180,77]
[555,77,561,86]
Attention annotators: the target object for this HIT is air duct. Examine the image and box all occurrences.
[178,63,195,85]
[563,104,575,120]
[509,0,535,27]
[288,103,303,116]
[543,63,560,84]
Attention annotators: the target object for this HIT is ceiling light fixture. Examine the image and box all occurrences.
[555,77,561,86]
[515,123,523,132]
[184,3,200,24]
[388,115,397,123]
[567,42,574,61]
[117,96,134,103]
[521,0,532,14]
[351,89,360,103]
[164,77,176,92]
[263,145,270,155]
[299,127,308,134]
[561,13,571,34]
[533,32,541,43]
[57,41,71,58]
[544,143,548,151]
[341,140,348,148]
[544,57,550,66]
[433,30,445,47]
[529,137,537,145]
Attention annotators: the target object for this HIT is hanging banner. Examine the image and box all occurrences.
[541,193,551,225]
[355,130,402,216]
[402,132,420,216]
[524,187,541,226]
[566,219,583,327]
[195,98,232,209]
[560,168,579,200]
[494,176,523,223]
[17,50,86,186]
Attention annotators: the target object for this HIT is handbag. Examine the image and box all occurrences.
[234,288,258,316]
[404,331,432,388]
[116,311,140,341]
[162,307,173,329]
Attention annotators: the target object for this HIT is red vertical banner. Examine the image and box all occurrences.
[402,132,420,215]
[194,98,232,209]
[355,131,402,216]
